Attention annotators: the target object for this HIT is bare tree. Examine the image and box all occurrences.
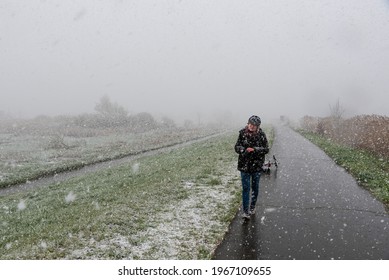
[95,95,128,119]
[329,98,345,138]
[329,98,345,120]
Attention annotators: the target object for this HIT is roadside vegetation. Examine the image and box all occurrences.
[298,114,389,209]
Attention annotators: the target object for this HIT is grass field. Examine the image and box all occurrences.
[0,127,221,188]
[0,132,244,259]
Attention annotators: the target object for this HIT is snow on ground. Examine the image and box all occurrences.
[128,180,236,259]
[65,163,239,259]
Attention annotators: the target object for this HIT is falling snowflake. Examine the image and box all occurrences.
[93,201,100,210]
[17,200,26,211]
[40,241,48,249]
[132,162,140,174]
[65,191,76,203]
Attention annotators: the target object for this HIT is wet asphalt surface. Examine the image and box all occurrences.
[213,124,389,260]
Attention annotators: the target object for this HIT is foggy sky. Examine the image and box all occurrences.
[1,0,389,122]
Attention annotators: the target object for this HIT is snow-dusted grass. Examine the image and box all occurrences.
[0,132,242,259]
[0,127,222,188]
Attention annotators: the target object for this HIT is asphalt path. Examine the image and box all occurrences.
[213,124,389,260]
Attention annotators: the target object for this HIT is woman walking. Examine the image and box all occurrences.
[234,115,269,219]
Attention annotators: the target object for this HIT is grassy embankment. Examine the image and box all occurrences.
[298,130,389,210]
[2,128,270,259]
[0,128,219,189]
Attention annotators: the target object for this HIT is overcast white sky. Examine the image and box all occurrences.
[1,0,389,122]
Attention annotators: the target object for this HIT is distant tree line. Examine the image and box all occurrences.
[0,96,179,136]
[1,95,236,136]
[69,95,177,132]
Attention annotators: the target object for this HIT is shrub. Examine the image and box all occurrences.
[45,134,69,150]
[300,114,389,159]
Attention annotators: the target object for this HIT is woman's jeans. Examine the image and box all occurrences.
[241,171,261,214]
